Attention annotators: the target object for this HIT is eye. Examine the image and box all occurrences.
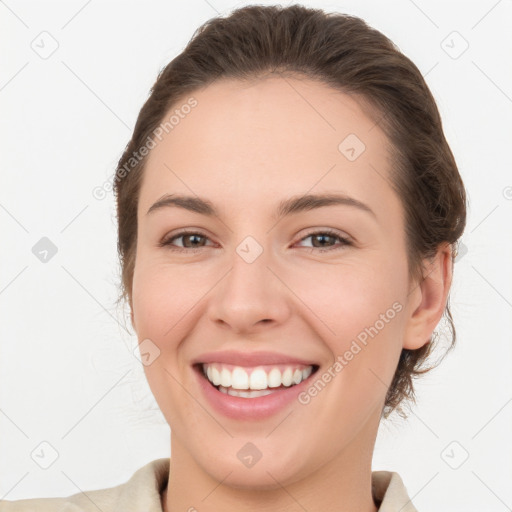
[158,230,213,252]
[158,228,352,253]
[295,229,352,252]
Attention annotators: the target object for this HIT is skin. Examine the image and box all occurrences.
[129,76,452,512]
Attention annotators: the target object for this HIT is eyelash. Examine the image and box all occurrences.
[158,228,352,253]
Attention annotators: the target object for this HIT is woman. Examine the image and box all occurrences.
[1,4,466,511]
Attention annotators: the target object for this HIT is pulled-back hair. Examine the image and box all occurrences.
[114,4,467,418]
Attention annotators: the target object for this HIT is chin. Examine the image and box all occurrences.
[199,452,314,491]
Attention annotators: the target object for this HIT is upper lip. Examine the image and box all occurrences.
[192,350,318,367]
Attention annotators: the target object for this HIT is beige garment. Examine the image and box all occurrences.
[0,458,418,511]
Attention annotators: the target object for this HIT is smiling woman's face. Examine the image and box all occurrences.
[130,76,428,489]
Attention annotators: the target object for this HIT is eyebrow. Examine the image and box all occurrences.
[146,192,376,221]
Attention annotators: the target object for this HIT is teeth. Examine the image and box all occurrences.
[249,368,268,390]
[268,368,282,388]
[220,368,231,387]
[232,366,249,389]
[210,366,221,386]
[219,385,275,398]
[202,363,315,391]
[282,368,293,386]
[302,366,313,380]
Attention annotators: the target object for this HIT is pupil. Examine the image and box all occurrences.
[186,234,202,247]
[314,234,331,247]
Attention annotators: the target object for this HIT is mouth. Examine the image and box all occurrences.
[193,362,320,399]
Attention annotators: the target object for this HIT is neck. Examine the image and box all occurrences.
[163,413,381,512]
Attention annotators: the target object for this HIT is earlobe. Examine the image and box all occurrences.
[402,243,453,350]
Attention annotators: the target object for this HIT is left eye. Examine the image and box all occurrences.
[295,230,352,251]
[159,229,352,252]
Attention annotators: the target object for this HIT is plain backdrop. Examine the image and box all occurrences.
[1,1,511,510]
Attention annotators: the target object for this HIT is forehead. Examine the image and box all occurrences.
[138,76,399,222]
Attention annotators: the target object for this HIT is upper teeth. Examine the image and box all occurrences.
[202,363,313,390]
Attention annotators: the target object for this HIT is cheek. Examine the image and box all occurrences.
[131,265,193,387]
[131,263,202,425]
[294,265,405,437]
[285,255,406,338]
[283,256,407,396]
[132,261,205,338]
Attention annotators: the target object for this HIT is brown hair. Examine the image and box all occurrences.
[113,4,467,419]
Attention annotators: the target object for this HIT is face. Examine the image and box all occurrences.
[130,76,417,488]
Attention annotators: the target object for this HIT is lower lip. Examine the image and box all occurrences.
[194,365,318,420]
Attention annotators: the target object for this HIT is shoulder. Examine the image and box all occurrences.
[372,470,418,511]
[0,458,170,512]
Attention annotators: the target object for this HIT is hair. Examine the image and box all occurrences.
[113,4,467,419]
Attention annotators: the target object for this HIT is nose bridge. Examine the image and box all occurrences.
[208,233,290,331]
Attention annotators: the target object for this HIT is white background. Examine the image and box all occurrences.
[1,0,511,510]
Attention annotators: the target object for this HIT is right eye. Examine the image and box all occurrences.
[158,230,213,252]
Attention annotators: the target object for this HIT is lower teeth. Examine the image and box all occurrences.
[217,385,281,398]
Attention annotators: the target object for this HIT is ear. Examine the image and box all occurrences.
[402,242,453,350]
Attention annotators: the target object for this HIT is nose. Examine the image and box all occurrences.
[207,242,291,334]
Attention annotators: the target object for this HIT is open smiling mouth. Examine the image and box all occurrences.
[194,362,320,398]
